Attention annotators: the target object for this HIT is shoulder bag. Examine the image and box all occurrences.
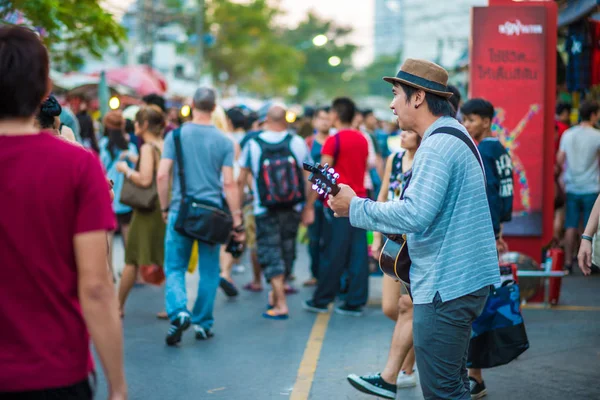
[172,128,233,244]
[119,145,159,211]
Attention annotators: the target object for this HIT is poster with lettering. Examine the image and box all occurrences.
[470,6,547,236]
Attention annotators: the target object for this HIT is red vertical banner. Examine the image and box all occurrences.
[471,6,547,237]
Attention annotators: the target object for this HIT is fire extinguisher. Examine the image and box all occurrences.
[547,247,564,305]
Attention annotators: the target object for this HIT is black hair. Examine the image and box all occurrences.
[579,101,600,122]
[399,83,455,118]
[245,111,258,131]
[556,102,572,116]
[460,98,495,120]
[36,96,62,129]
[303,106,315,119]
[142,93,166,112]
[226,107,246,131]
[125,119,135,134]
[105,128,128,160]
[0,26,49,120]
[314,106,330,117]
[362,108,374,117]
[447,85,461,117]
[331,97,356,124]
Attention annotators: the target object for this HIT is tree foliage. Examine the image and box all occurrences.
[282,11,357,102]
[204,0,303,97]
[350,54,401,98]
[0,0,125,69]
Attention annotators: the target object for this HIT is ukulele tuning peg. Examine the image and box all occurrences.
[312,184,318,190]
[328,168,334,174]
[315,163,322,169]
[321,183,327,189]
[331,179,337,185]
[323,163,329,170]
[333,173,340,179]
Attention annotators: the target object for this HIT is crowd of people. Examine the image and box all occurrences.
[2,24,599,400]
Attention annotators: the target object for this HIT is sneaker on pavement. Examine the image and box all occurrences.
[335,303,364,317]
[396,370,417,388]
[194,325,214,340]
[219,277,239,297]
[469,377,487,399]
[302,300,328,313]
[165,312,191,346]
[347,373,396,399]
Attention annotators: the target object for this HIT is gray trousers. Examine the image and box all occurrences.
[413,286,489,400]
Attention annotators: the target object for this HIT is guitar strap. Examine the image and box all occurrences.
[399,126,486,201]
[430,126,486,179]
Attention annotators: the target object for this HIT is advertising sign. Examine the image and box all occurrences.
[471,6,548,236]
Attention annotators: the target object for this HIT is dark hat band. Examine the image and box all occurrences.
[396,70,448,93]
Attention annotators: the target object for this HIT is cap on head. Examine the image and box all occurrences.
[193,87,217,112]
[383,58,453,99]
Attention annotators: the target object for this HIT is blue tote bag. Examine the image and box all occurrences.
[467,283,530,369]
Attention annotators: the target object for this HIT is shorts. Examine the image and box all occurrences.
[116,211,133,227]
[243,204,256,250]
[255,209,300,281]
[565,193,598,229]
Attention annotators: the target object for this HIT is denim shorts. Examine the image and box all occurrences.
[565,193,598,229]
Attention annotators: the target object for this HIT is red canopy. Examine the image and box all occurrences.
[90,65,168,96]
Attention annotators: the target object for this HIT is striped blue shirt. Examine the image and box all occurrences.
[350,117,500,304]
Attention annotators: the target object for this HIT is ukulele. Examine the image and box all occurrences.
[303,161,411,293]
[303,162,340,197]
[379,234,411,293]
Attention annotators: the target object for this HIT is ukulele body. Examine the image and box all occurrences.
[379,234,412,295]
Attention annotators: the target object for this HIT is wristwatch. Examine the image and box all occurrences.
[582,234,594,242]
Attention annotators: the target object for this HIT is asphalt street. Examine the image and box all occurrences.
[94,237,600,399]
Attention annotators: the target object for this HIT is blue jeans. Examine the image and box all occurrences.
[164,213,221,329]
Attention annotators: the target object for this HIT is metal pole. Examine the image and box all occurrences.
[196,0,205,81]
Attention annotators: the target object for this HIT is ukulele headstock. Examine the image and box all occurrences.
[303,162,341,196]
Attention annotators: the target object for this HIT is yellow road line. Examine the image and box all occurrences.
[522,304,600,311]
[290,312,332,400]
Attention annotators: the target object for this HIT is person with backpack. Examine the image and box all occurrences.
[237,103,315,320]
[461,98,515,399]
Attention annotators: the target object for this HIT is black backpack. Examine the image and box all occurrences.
[255,133,305,209]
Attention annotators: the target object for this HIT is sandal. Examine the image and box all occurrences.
[156,311,168,320]
[262,309,289,320]
[243,282,263,292]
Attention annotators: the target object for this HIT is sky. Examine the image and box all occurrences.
[104,0,375,67]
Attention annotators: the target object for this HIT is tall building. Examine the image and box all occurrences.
[374,0,403,59]
[400,0,488,69]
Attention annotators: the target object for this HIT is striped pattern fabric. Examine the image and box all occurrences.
[350,117,500,304]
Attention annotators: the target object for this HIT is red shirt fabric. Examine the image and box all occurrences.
[0,132,116,392]
[555,120,570,154]
[322,129,369,198]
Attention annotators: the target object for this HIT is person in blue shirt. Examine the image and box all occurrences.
[460,98,514,398]
[461,98,514,249]
[98,111,139,254]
